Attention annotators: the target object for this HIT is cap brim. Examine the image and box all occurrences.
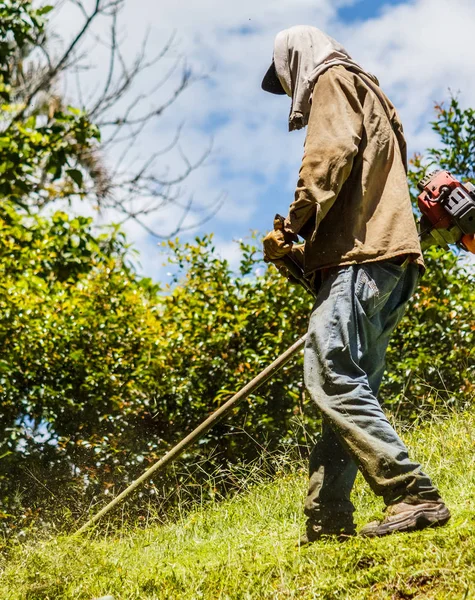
[261,61,286,95]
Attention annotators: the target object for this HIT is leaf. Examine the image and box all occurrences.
[37,5,54,15]
[67,105,82,116]
[67,169,83,188]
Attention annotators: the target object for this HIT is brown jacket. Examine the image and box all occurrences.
[283,65,423,275]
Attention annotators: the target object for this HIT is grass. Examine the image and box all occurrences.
[2,411,475,599]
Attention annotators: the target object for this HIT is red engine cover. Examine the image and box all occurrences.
[417,171,460,229]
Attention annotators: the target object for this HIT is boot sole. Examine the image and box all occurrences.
[361,505,451,537]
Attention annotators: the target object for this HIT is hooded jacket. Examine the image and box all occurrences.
[273,27,423,274]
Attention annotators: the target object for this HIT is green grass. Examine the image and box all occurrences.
[2,411,475,599]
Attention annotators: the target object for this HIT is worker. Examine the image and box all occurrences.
[261,25,450,543]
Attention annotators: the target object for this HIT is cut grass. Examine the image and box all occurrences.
[2,411,475,599]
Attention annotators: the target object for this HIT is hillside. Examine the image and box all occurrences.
[1,411,475,599]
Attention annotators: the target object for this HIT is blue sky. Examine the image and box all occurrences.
[53,0,475,276]
[338,0,410,22]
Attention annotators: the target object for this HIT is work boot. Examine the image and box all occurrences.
[298,516,356,546]
[360,500,451,538]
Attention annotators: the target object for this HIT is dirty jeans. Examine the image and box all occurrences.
[304,260,441,526]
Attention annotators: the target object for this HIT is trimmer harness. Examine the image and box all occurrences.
[418,170,475,253]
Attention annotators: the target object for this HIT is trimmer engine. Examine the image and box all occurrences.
[418,170,475,253]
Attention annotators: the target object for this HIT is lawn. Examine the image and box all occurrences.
[2,411,475,599]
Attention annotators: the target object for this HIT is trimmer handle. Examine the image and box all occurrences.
[273,213,287,231]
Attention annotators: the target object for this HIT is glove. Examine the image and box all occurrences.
[263,227,298,262]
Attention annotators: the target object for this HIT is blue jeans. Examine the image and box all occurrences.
[304,260,441,525]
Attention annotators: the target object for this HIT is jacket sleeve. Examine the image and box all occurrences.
[284,69,364,240]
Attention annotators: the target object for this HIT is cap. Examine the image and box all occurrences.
[261,60,286,95]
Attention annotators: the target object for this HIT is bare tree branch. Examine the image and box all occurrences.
[9,0,104,125]
[113,193,225,241]
[10,0,221,239]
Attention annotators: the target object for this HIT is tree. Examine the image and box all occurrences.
[1,0,219,237]
[0,1,101,208]
[409,98,475,184]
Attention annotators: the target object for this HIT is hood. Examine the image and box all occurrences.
[268,25,378,131]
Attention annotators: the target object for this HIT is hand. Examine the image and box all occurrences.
[263,228,298,262]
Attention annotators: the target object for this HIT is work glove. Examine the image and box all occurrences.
[263,220,298,262]
[419,215,464,251]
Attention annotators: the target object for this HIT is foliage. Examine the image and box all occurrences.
[0,1,52,86]
[408,96,475,189]
[397,95,475,418]
[0,1,101,208]
[0,208,317,529]
[0,107,101,207]
[1,411,475,599]
[0,200,160,523]
[382,247,474,418]
[152,236,313,456]
[427,97,475,179]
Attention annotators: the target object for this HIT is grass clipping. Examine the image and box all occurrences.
[1,411,475,599]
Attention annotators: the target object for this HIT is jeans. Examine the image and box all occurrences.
[303,260,441,525]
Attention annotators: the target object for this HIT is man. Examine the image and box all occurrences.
[261,25,450,543]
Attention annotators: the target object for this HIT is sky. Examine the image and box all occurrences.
[49,0,475,278]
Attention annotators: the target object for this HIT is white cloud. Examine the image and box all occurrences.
[213,238,244,269]
[49,0,475,278]
[337,0,475,150]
